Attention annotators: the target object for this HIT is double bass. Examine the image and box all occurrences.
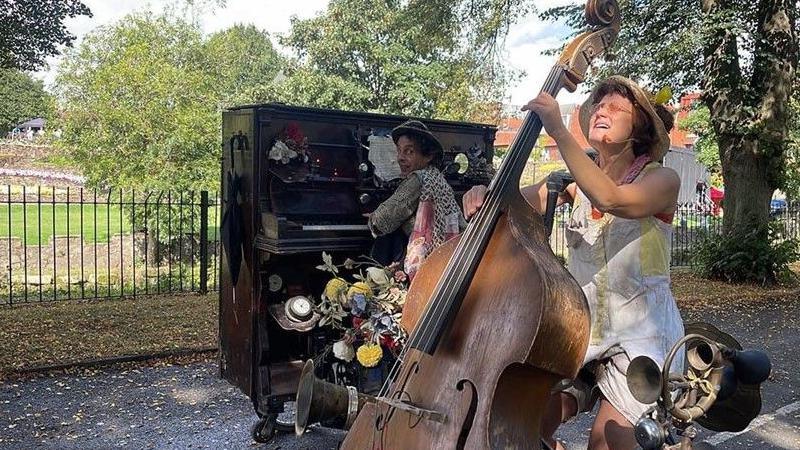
[341,1,620,448]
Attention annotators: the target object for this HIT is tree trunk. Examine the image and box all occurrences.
[717,135,775,237]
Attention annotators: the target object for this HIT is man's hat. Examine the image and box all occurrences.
[390,120,443,154]
[578,75,670,160]
[684,322,763,433]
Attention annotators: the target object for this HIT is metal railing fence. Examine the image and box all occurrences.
[0,186,220,305]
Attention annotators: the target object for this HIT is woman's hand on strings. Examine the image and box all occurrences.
[522,92,567,138]
[463,185,488,219]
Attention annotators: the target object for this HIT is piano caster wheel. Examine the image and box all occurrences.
[251,415,277,443]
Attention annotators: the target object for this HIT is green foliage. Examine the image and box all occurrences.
[691,222,799,285]
[54,11,281,192]
[278,0,517,122]
[204,24,284,108]
[0,69,55,132]
[0,0,92,70]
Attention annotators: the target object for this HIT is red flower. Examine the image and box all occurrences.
[285,122,305,145]
[380,334,397,351]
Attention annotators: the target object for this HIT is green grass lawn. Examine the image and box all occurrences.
[0,204,131,244]
[0,204,221,245]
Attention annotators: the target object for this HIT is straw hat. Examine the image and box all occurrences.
[578,76,670,160]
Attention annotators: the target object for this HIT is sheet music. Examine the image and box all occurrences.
[367,135,402,181]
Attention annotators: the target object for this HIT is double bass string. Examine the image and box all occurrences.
[410,67,564,349]
[376,66,565,399]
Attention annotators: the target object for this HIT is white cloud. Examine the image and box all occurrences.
[504,0,591,106]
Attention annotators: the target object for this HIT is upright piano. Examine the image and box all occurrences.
[218,103,496,437]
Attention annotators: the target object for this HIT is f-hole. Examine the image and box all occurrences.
[455,379,478,450]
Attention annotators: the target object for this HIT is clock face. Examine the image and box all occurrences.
[268,274,282,292]
[288,297,312,319]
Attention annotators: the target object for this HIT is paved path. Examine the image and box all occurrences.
[1,294,798,449]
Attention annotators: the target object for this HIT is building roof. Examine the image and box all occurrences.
[16,118,46,129]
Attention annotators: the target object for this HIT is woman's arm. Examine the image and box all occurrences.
[527,93,679,219]
[464,178,574,219]
[368,174,422,236]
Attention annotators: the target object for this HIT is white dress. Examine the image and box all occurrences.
[565,161,685,424]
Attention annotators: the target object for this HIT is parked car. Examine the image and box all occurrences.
[770,198,787,217]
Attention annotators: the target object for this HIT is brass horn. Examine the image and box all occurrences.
[626,355,663,404]
[295,360,376,435]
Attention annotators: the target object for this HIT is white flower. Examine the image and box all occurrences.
[268,140,297,164]
[365,267,391,287]
[333,340,355,362]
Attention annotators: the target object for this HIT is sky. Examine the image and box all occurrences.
[34,0,588,107]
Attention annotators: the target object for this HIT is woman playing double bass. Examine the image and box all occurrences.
[463,76,684,449]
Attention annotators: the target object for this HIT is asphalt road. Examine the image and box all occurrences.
[1,293,798,449]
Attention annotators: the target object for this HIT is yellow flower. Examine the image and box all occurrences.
[347,281,372,299]
[324,278,347,300]
[356,343,383,368]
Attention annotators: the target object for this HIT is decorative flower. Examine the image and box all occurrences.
[350,293,368,316]
[268,140,298,164]
[347,281,372,299]
[379,334,398,351]
[393,270,407,283]
[333,340,355,362]
[315,253,410,369]
[356,343,384,368]
[285,122,306,146]
[324,278,348,303]
[366,267,391,287]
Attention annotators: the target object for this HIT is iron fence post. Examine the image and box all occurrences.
[199,190,209,294]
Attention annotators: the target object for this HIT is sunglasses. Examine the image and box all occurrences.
[589,102,634,116]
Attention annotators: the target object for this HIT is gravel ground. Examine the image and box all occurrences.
[1,294,798,449]
[0,361,345,450]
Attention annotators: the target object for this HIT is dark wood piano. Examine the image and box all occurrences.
[218,103,496,440]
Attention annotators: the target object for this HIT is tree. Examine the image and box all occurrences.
[0,69,54,132]
[204,24,284,108]
[0,0,92,70]
[278,0,517,122]
[55,11,217,191]
[55,12,282,192]
[785,93,800,200]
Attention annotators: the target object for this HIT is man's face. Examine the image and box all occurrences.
[396,135,433,176]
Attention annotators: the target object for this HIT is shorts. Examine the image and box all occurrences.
[555,353,650,425]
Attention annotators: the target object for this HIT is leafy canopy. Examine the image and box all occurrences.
[277,0,521,122]
[55,11,281,191]
[0,69,55,133]
[0,0,92,71]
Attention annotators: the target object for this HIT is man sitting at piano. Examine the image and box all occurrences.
[368,120,465,279]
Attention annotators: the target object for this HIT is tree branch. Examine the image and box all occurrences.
[700,0,746,136]
[750,0,798,140]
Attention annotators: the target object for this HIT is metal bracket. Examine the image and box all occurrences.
[374,396,447,424]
